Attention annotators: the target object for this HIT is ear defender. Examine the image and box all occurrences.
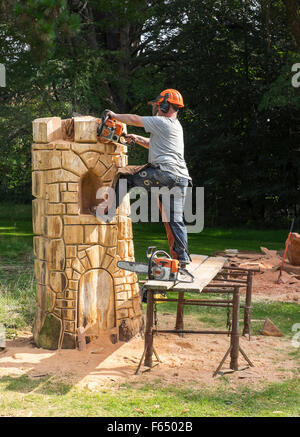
[158,93,170,113]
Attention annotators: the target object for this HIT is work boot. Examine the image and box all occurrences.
[179,260,190,269]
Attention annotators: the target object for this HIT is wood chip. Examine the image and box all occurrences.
[91,348,104,354]
[260,247,278,258]
[276,271,293,284]
[31,373,48,378]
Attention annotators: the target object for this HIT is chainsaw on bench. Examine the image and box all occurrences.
[117,246,194,284]
[97,109,135,147]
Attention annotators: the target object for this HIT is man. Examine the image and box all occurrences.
[100,89,192,266]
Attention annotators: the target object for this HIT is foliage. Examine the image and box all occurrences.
[0,1,299,226]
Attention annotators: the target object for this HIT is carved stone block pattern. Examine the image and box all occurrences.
[32,116,143,350]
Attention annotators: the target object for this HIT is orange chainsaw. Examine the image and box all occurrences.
[97,109,134,146]
[117,246,194,283]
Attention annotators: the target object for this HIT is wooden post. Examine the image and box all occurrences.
[175,291,184,337]
[242,271,253,337]
[144,288,154,367]
[230,287,240,370]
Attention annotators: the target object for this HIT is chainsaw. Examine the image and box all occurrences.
[117,246,194,283]
[97,109,135,147]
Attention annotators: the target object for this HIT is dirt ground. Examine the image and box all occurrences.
[0,315,297,391]
[252,269,300,303]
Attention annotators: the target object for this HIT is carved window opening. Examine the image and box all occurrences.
[80,170,103,215]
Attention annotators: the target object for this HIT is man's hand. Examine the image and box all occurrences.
[125,133,150,149]
[106,110,116,119]
[124,134,137,144]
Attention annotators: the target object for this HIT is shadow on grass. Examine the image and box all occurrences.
[0,374,57,394]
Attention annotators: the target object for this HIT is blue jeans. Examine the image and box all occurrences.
[114,166,191,262]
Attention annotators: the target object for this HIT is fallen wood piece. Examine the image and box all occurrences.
[224,249,238,254]
[275,270,292,284]
[239,261,266,269]
[286,232,300,266]
[91,347,104,354]
[236,254,263,260]
[31,373,49,378]
[282,262,300,275]
[260,247,278,258]
[239,257,282,270]
[76,323,92,351]
[277,221,295,283]
[261,318,283,337]
[287,274,300,284]
[76,327,87,351]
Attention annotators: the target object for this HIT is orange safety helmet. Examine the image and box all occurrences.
[149,89,184,114]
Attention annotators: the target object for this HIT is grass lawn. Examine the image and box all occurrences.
[133,222,289,260]
[0,203,299,417]
[0,374,299,417]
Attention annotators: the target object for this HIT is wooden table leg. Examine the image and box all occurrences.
[175,290,184,337]
[230,287,240,370]
[243,271,253,338]
[144,289,154,367]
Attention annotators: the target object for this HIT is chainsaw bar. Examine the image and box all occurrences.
[117,261,148,274]
[117,261,194,283]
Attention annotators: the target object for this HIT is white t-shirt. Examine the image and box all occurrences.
[142,116,191,180]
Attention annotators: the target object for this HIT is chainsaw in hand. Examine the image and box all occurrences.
[117,246,194,283]
[97,109,135,147]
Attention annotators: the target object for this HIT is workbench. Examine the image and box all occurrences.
[135,255,255,377]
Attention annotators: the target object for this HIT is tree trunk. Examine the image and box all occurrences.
[282,0,300,49]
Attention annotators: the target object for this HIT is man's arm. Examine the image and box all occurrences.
[106,110,144,127]
[125,134,150,149]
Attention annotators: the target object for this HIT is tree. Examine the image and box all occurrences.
[282,0,300,49]
[0,0,299,228]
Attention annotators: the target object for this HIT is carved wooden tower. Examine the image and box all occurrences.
[32,116,143,349]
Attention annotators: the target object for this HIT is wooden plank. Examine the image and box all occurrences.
[144,255,226,291]
[190,254,209,264]
[173,256,227,292]
[188,254,209,274]
[143,279,174,291]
